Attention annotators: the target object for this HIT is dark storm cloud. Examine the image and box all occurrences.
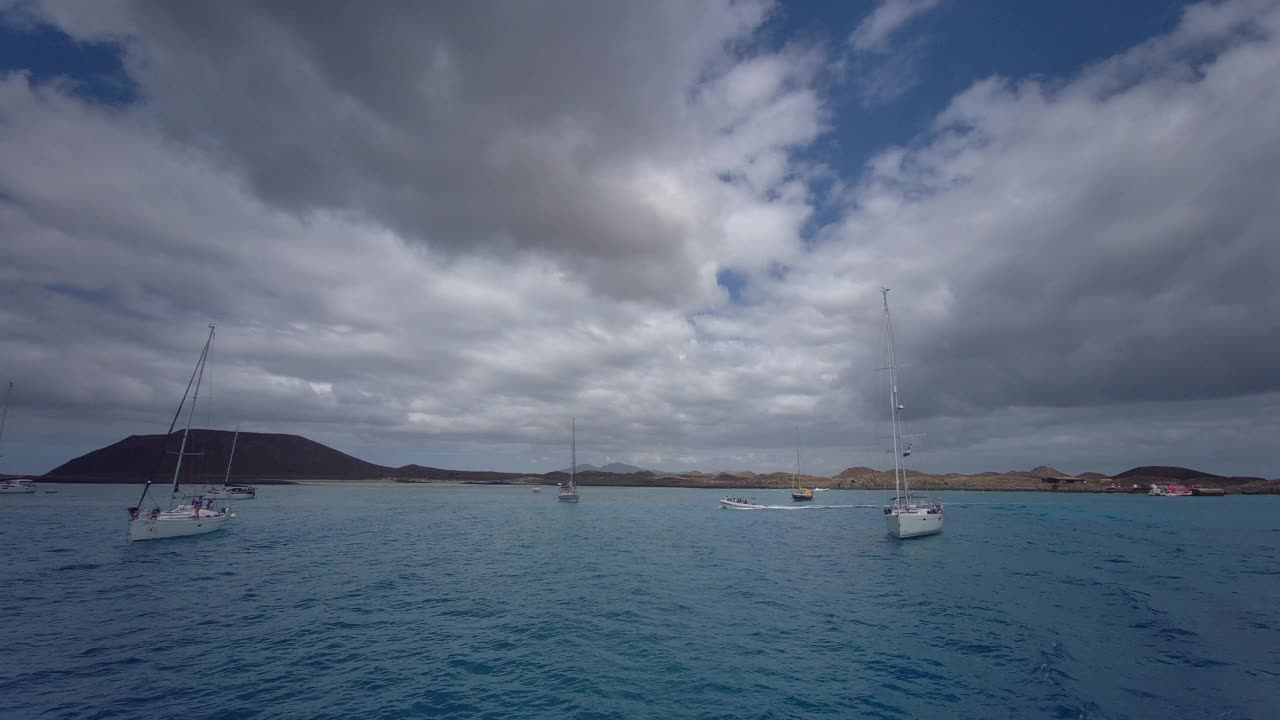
[32,0,802,303]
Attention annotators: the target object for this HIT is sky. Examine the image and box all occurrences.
[1,0,1279,478]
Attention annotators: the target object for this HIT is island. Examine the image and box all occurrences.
[36,430,1279,494]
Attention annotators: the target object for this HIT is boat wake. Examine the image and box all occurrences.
[751,503,883,510]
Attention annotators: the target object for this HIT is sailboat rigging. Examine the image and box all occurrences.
[791,429,813,501]
[126,324,235,541]
[558,418,580,502]
[205,425,256,499]
[0,382,36,494]
[879,289,943,539]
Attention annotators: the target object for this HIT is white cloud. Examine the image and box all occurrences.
[2,0,1280,480]
[849,0,940,54]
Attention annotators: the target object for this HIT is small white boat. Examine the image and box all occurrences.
[127,324,235,542]
[719,496,764,510]
[878,289,942,539]
[1149,483,1193,496]
[0,478,37,494]
[531,486,542,494]
[558,419,580,503]
[204,485,256,500]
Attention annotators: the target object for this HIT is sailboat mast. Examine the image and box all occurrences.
[883,289,904,503]
[223,424,240,484]
[793,428,799,489]
[170,324,214,500]
[570,418,576,489]
[0,381,11,459]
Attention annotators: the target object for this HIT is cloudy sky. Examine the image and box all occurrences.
[2,0,1278,478]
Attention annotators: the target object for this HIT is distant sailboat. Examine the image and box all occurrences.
[0,381,36,494]
[558,419,580,502]
[126,324,235,541]
[791,430,813,502]
[879,289,943,539]
[205,425,256,500]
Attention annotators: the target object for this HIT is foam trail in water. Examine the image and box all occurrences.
[750,504,883,510]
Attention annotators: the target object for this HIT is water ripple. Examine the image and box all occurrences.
[1,486,1276,719]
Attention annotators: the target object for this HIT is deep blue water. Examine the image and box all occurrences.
[1,485,1277,719]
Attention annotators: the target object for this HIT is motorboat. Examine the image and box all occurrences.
[1149,483,1193,496]
[720,496,764,510]
[0,478,37,494]
[204,485,256,500]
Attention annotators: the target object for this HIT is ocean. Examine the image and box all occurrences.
[1,484,1276,719]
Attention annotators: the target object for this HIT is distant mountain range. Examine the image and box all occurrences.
[557,462,651,474]
[38,430,1278,493]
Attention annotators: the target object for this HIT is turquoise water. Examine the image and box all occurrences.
[1,485,1277,719]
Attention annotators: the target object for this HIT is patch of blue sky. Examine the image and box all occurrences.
[0,14,135,105]
[780,0,1189,197]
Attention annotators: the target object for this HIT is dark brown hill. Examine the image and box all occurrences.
[45,430,390,483]
[1114,466,1222,481]
[394,464,526,482]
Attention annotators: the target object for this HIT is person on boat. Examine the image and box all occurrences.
[192,496,202,518]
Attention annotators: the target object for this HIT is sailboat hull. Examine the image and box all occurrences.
[557,493,579,503]
[885,509,943,539]
[129,511,233,541]
[0,484,37,494]
[204,487,256,500]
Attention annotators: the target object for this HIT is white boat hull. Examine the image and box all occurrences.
[0,484,37,494]
[129,510,234,541]
[885,508,943,538]
[558,493,579,502]
[719,499,763,510]
[204,490,255,500]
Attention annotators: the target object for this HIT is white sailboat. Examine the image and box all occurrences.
[127,324,235,541]
[558,418,580,502]
[791,430,813,501]
[879,289,943,539]
[0,382,34,494]
[204,425,256,499]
